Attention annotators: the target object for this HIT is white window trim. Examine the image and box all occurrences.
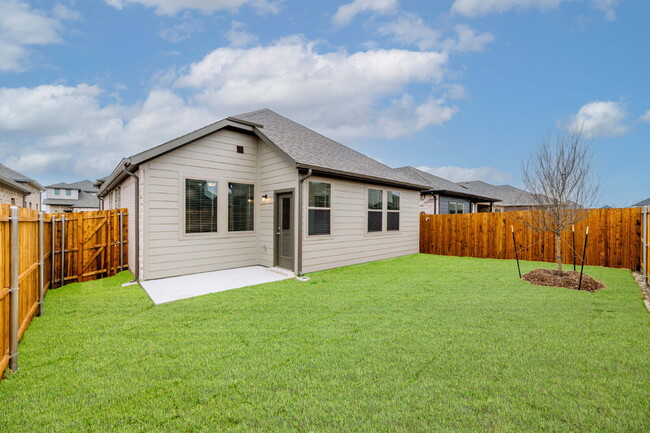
[306,180,333,238]
[179,174,257,240]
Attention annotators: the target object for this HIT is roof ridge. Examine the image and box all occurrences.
[235,109,400,172]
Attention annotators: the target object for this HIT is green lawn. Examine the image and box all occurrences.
[1,254,649,432]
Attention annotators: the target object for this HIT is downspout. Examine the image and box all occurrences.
[98,197,104,210]
[296,168,312,276]
[122,162,140,282]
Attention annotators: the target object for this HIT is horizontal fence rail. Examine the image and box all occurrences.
[1,206,128,380]
[420,207,643,271]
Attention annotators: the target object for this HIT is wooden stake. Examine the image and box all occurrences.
[578,226,589,290]
[512,225,521,279]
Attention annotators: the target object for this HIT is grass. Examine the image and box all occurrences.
[1,254,649,432]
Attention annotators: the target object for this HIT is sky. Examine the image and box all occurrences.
[0,0,648,207]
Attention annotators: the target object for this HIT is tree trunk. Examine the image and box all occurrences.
[556,232,563,272]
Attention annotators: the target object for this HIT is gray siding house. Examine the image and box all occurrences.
[394,166,500,215]
[98,109,427,281]
[43,180,100,213]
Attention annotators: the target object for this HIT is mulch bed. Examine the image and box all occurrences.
[522,268,606,292]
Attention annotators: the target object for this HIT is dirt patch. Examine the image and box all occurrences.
[522,268,605,292]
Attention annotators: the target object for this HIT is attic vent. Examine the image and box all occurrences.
[236,145,244,154]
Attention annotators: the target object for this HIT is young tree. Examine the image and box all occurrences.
[521,130,599,271]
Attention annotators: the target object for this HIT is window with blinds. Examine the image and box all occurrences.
[185,179,218,233]
[228,182,254,231]
[308,181,330,235]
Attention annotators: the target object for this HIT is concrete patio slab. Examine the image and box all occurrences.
[139,266,295,305]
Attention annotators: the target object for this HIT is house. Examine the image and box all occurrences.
[632,197,650,207]
[394,166,500,214]
[97,109,428,281]
[457,180,538,212]
[43,180,100,213]
[0,164,44,210]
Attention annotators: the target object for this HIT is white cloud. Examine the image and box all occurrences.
[417,165,513,183]
[158,13,205,42]
[333,0,398,27]
[0,0,66,71]
[0,84,213,178]
[105,0,283,16]
[641,110,650,123]
[378,15,493,53]
[52,3,82,21]
[175,36,453,138]
[0,37,462,180]
[225,21,258,47]
[451,0,620,20]
[569,101,630,138]
[443,24,494,52]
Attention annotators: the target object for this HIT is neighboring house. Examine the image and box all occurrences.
[43,180,100,213]
[0,164,44,210]
[457,180,538,212]
[97,109,428,281]
[394,166,500,215]
[632,198,650,207]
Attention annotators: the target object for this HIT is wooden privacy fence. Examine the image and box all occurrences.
[1,206,128,379]
[642,206,649,286]
[420,207,643,271]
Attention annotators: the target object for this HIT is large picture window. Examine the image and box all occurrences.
[185,179,218,233]
[387,191,400,231]
[308,181,331,235]
[228,183,254,231]
[368,188,383,232]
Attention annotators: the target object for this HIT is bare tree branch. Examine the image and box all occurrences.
[520,129,600,271]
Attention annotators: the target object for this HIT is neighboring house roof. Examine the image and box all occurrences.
[457,180,537,207]
[0,163,44,191]
[46,180,98,193]
[43,191,100,208]
[393,166,500,202]
[99,109,429,196]
[0,173,32,194]
[632,197,650,207]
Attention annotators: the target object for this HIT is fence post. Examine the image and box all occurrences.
[38,212,44,316]
[9,206,19,372]
[641,206,650,288]
[61,216,65,287]
[51,218,55,288]
[119,210,124,271]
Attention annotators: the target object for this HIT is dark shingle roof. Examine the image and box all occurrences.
[0,173,32,194]
[231,109,425,188]
[633,197,650,207]
[43,191,99,208]
[457,181,537,207]
[46,180,98,193]
[393,166,500,201]
[0,163,43,190]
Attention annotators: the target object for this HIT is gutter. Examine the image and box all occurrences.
[122,162,140,282]
[296,168,312,276]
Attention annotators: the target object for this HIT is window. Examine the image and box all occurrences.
[308,181,330,235]
[449,202,465,214]
[367,188,383,232]
[228,183,254,231]
[66,189,72,196]
[387,191,400,231]
[185,179,218,233]
[54,189,60,196]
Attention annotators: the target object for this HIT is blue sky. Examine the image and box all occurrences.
[0,0,648,206]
